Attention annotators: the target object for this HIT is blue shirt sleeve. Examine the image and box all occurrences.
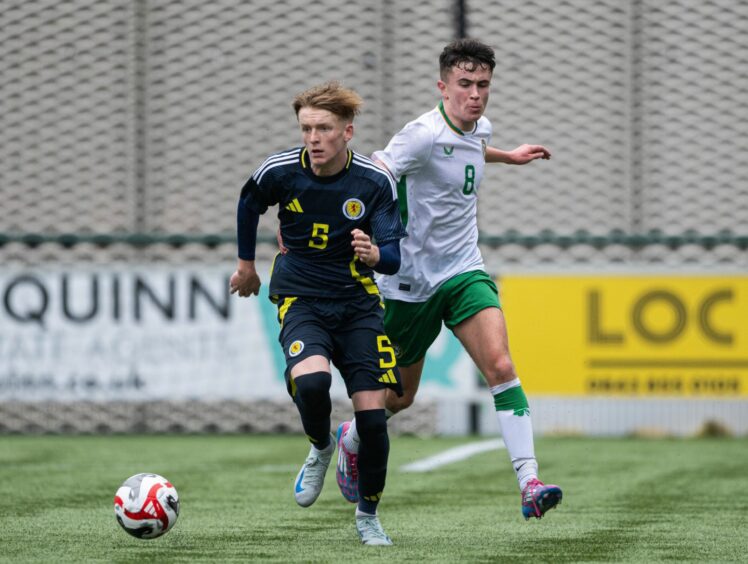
[237,195,259,260]
[369,185,407,245]
[373,239,400,275]
[236,164,284,260]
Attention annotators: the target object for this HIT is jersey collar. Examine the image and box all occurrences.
[438,100,477,136]
[300,147,353,183]
[300,147,353,169]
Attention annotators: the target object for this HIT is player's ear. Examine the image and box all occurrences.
[344,122,354,143]
[437,79,447,97]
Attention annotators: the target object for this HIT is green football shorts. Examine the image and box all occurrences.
[383,269,501,367]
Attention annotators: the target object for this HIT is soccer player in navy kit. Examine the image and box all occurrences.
[230,81,406,546]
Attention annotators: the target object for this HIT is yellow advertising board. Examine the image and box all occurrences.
[500,275,748,397]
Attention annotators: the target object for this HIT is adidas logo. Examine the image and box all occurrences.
[285,198,303,212]
[378,369,397,384]
[363,491,383,502]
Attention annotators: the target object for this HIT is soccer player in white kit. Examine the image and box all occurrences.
[336,38,563,520]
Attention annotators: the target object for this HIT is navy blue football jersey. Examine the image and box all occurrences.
[238,147,407,300]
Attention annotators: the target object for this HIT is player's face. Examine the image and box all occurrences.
[298,107,353,175]
[438,63,492,131]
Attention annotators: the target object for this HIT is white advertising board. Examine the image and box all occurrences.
[0,266,474,402]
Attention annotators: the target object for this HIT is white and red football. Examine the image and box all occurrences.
[114,473,180,539]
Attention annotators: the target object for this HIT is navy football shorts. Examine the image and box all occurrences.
[276,294,402,399]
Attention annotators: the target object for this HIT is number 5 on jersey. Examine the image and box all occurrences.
[309,223,329,249]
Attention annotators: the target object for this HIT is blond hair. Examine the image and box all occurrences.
[292,81,363,122]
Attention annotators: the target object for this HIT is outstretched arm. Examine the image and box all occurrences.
[485,144,551,164]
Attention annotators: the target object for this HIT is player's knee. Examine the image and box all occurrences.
[485,355,516,383]
[389,390,415,413]
[293,371,332,410]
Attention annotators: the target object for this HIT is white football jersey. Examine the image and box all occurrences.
[373,102,491,302]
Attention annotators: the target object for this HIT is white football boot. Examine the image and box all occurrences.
[356,513,393,546]
[293,434,335,507]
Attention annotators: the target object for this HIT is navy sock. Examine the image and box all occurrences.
[292,371,332,448]
[355,409,389,514]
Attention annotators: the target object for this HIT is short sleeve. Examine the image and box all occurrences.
[483,117,493,147]
[372,120,433,181]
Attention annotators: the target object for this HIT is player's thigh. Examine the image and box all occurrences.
[351,388,387,411]
[383,298,443,368]
[277,298,334,396]
[452,307,515,386]
[290,355,331,378]
[443,271,514,385]
[332,299,402,399]
[384,357,425,412]
[398,359,425,398]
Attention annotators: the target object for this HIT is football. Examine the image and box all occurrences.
[113,473,180,539]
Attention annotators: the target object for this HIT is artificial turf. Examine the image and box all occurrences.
[1,434,746,562]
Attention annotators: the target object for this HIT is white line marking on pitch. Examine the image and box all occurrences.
[400,438,505,472]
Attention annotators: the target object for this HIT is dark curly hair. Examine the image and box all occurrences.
[439,39,496,79]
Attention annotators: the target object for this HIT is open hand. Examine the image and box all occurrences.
[509,144,551,164]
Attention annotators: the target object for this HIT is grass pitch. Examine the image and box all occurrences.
[1,434,747,562]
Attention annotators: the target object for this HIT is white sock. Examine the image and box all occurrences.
[491,378,538,491]
[344,410,394,454]
[343,418,360,454]
[514,458,538,491]
[356,508,376,518]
